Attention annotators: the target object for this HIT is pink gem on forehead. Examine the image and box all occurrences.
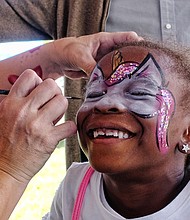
[105,63,138,86]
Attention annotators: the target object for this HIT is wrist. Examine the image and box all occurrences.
[41,39,71,80]
[0,159,32,184]
[0,170,28,220]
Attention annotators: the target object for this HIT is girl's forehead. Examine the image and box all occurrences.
[98,46,163,78]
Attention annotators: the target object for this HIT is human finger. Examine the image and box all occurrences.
[9,69,42,97]
[39,93,68,124]
[27,78,62,110]
[52,120,77,141]
[68,32,143,75]
[87,31,143,61]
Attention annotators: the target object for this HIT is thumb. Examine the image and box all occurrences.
[76,46,97,76]
[81,57,96,76]
[63,47,97,79]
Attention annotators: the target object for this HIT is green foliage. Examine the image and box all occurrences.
[10,145,66,220]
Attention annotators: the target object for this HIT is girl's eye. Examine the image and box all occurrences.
[131,91,151,96]
[86,91,106,98]
[126,91,155,97]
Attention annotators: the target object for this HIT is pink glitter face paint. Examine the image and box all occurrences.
[156,90,175,153]
[105,51,164,89]
[87,51,175,153]
[105,63,139,86]
[105,50,139,86]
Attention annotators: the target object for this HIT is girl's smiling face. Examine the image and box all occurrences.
[77,46,179,174]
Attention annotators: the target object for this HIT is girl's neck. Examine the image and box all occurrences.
[103,169,189,218]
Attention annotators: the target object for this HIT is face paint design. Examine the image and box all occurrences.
[33,65,43,79]
[29,46,41,53]
[8,46,43,85]
[8,65,43,85]
[105,50,139,86]
[156,89,175,153]
[88,50,175,153]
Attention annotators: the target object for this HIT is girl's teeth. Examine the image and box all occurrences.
[113,130,118,137]
[94,130,98,138]
[118,131,124,139]
[97,130,105,136]
[124,133,129,138]
[105,129,114,136]
[93,129,129,139]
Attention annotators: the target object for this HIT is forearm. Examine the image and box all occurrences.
[0,32,143,94]
[0,170,28,220]
[0,40,64,91]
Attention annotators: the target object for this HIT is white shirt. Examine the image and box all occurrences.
[43,162,190,220]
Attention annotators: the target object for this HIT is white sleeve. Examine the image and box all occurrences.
[42,162,90,220]
[42,179,65,220]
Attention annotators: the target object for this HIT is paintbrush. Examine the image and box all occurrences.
[0,89,82,99]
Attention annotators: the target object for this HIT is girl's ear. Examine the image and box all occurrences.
[181,127,190,143]
[178,127,190,154]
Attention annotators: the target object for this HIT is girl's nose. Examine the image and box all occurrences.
[93,95,127,114]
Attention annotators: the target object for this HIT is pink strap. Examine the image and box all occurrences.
[71,166,94,220]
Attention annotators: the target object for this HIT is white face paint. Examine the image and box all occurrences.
[79,52,175,154]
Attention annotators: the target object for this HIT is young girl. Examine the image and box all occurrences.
[45,41,190,219]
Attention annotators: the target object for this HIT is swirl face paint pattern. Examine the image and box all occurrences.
[88,50,175,153]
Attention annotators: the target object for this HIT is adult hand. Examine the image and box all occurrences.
[5,32,142,86]
[52,31,143,79]
[0,70,77,183]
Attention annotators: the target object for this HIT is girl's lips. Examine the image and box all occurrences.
[81,114,139,141]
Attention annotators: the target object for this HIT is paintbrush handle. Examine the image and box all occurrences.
[0,89,82,99]
[0,90,9,95]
